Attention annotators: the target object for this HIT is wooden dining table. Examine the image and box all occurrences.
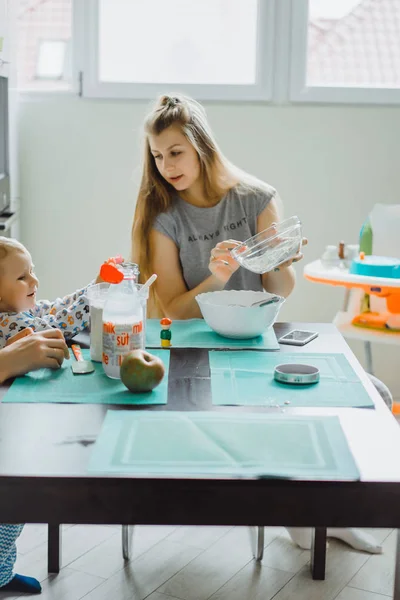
[1,322,400,597]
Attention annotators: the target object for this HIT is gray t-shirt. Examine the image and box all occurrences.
[152,184,275,291]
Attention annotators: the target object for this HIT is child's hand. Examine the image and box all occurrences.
[5,327,34,346]
[96,255,125,283]
[209,240,243,284]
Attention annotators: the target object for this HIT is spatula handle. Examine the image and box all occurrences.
[71,344,84,362]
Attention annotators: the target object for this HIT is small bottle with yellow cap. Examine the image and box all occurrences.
[160,318,172,348]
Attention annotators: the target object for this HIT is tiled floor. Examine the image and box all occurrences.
[0,524,395,599]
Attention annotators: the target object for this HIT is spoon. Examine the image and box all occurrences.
[139,273,157,296]
[229,296,282,308]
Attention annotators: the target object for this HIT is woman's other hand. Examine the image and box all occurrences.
[208,240,244,284]
[273,237,308,271]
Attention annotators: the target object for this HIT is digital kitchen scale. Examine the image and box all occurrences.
[274,363,320,385]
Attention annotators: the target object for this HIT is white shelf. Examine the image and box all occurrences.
[334,312,400,346]
[304,260,400,289]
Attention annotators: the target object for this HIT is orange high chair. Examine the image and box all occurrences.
[304,204,400,411]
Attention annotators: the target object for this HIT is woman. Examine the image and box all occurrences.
[0,328,69,595]
[131,94,383,555]
[132,94,306,318]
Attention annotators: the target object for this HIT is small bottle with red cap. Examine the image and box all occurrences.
[160,318,172,348]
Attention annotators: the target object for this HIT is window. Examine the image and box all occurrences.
[36,39,68,78]
[290,0,400,104]
[15,0,400,104]
[81,0,275,100]
[16,0,72,91]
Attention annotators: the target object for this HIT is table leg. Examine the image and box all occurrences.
[48,523,61,573]
[394,530,400,600]
[310,527,327,580]
[122,525,134,561]
[342,289,351,312]
[365,341,374,376]
[255,526,264,561]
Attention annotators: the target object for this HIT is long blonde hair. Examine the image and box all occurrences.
[131,94,278,301]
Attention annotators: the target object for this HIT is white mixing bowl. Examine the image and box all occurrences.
[196,290,284,339]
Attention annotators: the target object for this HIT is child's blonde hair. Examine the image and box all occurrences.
[131,93,278,290]
[0,237,27,263]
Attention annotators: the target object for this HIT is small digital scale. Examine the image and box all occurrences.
[274,363,320,385]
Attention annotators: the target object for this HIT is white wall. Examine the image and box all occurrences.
[18,96,400,395]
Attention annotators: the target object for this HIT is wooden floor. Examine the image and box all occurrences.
[0,525,395,599]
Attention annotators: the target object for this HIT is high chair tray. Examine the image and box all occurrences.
[304,260,400,289]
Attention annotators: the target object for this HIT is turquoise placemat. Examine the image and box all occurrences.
[88,410,359,480]
[210,351,374,409]
[3,349,169,405]
[145,319,279,350]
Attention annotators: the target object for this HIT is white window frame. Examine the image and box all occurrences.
[289,0,400,106]
[78,0,276,101]
[19,0,400,105]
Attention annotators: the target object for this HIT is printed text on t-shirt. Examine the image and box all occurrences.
[187,217,248,242]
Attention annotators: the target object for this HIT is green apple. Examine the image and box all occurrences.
[120,349,165,393]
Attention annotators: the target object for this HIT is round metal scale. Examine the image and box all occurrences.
[274,363,320,385]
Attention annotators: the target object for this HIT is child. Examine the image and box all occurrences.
[131,94,307,320]
[0,237,93,348]
[0,525,41,594]
[0,328,70,595]
[0,238,92,594]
